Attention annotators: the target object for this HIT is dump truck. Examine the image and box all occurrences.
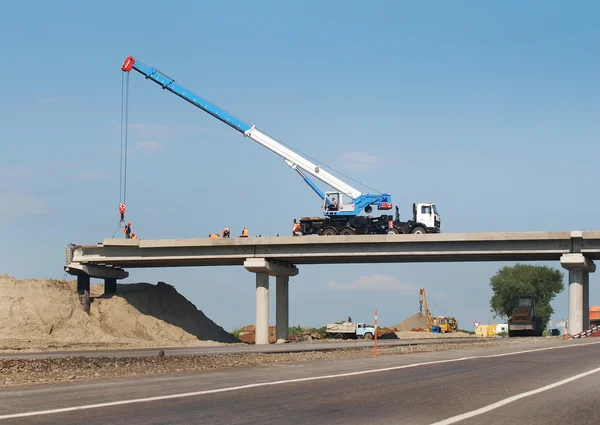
[325,321,375,340]
[508,296,543,337]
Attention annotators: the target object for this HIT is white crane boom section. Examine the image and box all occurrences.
[244,127,363,199]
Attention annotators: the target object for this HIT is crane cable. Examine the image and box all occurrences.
[114,71,130,236]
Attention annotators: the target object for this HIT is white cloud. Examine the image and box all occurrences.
[0,193,49,218]
[327,275,420,293]
[1,167,51,178]
[132,141,163,153]
[338,152,385,171]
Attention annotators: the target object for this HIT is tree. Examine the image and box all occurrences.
[489,263,564,326]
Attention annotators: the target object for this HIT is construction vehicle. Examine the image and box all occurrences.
[325,321,376,340]
[419,288,459,333]
[507,296,543,337]
[120,56,441,236]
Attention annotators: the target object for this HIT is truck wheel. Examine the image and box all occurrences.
[386,228,399,235]
[339,227,355,236]
[363,332,373,340]
[322,227,338,236]
[335,333,344,339]
[411,227,426,234]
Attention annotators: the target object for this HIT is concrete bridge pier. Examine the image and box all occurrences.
[104,278,117,294]
[64,262,129,313]
[561,253,596,335]
[244,258,299,345]
[77,274,91,314]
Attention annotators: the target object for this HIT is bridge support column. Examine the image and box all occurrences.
[105,278,117,294]
[276,276,289,343]
[255,272,270,345]
[560,253,595,335]
[77,274,91,314]
[244,258,299,345]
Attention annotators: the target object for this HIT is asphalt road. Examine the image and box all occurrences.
[0,338,598,425]
[0,337,483,359]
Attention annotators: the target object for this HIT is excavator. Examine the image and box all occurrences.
[419,288,459,333]
[119,56,441,236]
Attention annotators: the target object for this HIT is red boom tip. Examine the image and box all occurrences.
[121,56,136,72]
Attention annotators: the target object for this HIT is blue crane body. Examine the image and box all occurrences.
[121,56,441,235]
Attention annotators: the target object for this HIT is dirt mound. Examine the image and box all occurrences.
[237,325,276,344]
[392,313,428,332]
[0,275,239,347]
[377,327,398,339]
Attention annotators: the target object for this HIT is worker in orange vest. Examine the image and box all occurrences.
[131,232,138,240]
[208,233,220,239]
[240,227,248,237]
[124,222,132,239]
[292,219,301,236]
[222,228,230,238]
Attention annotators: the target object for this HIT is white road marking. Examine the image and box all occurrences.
[430,364,600,425]
[1,340,599,421]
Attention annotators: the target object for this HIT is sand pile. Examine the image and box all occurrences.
[392,313,429,331]
[0,274,239,349]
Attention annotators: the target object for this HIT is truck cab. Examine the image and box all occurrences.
[413,203,440,233]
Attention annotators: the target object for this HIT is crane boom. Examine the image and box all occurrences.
[121,56,365,202]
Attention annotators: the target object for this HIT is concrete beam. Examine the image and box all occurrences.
[276,276,289,343]
[255,272,270,345]
[244,258,298,277]
[64,263,129,280]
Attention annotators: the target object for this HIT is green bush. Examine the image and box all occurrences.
[288,325,304,336]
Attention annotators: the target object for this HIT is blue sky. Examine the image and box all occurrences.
[1,1,599,332]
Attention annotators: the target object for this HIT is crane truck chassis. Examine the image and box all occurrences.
[300,205,440,236]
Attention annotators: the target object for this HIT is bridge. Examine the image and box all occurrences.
[64,230,600,343]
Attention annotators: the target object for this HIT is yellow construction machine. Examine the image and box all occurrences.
[419,288,459,333]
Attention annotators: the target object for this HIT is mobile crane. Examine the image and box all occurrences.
[120,56,441,235]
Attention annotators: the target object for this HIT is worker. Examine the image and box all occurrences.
[131,232,138,240]
[328,197,338,211]
[240,227,249,237]
[208,233,220,239]
[222,228,230,238]
[124,222,132,239]
[292,219,301,236]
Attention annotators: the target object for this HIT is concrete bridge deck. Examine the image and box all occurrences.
[64,230,600,341]
[67,231,600,269]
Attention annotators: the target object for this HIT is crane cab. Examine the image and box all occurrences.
[322,192,353,215]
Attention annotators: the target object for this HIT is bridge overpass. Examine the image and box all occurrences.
[64,230,600,343]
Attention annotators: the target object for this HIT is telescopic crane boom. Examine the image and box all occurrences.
[121,56,391,217]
